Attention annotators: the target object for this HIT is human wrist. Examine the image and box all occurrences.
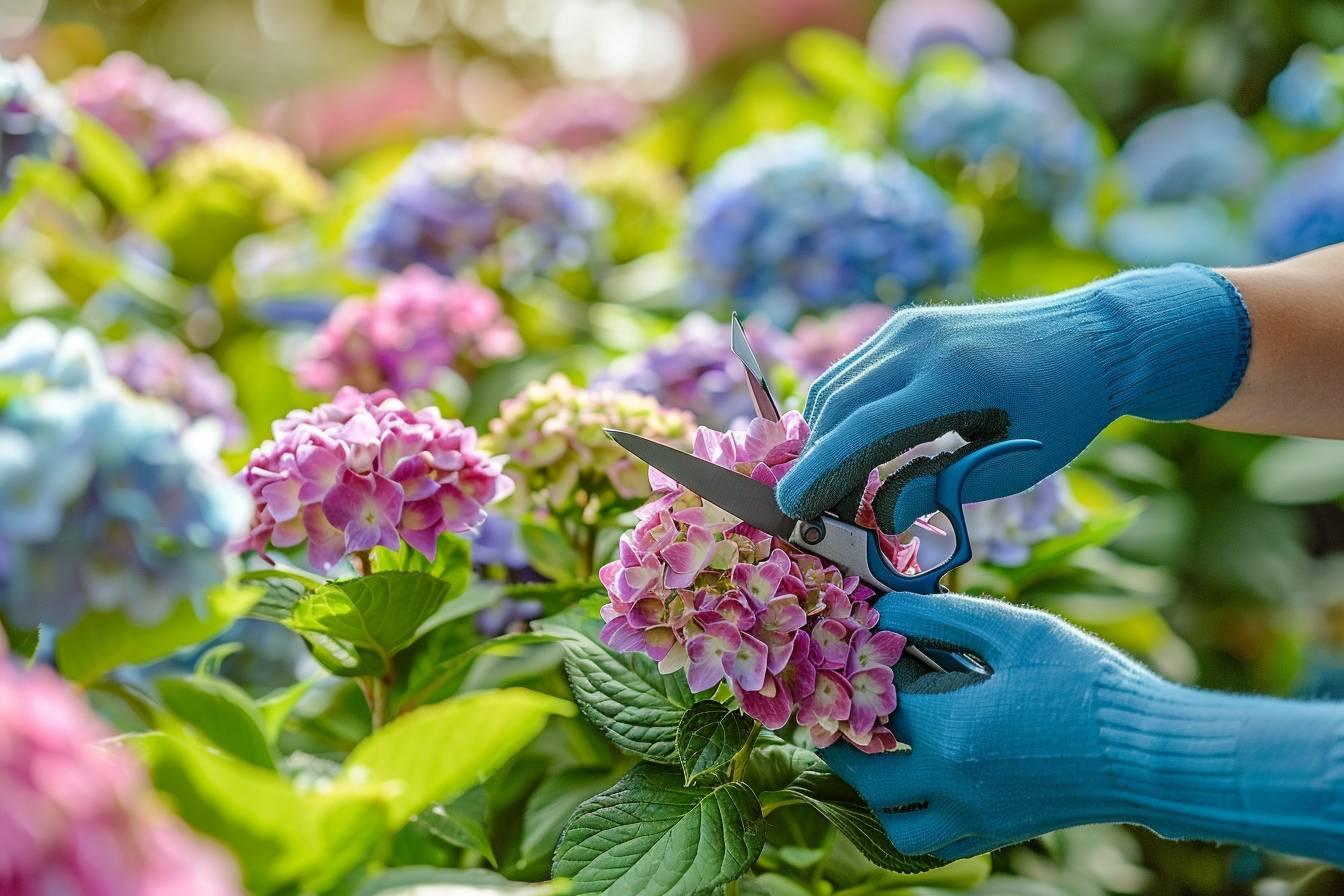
[1077,264,1251,422]
[1095,663,1344,862]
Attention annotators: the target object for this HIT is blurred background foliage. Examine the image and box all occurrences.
[3,1,1344,894]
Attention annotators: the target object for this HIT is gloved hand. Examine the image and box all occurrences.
[777,264,1251,533]
[823,590,1344,864]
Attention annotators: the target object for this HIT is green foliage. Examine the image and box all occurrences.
[676,700,754,785]
[0,613,39,661]
[157,674,275,768]
[55,582,261,684]
[70,112,151,214]
[518,518,583,582]
[553,762,765,896]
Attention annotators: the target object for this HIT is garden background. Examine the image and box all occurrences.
[2,0,1344,894]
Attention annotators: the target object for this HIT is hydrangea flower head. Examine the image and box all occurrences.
[965,472,1084,567]
[0,658,242,896]
[868,0,1014,72]
[578,149,684,264]
[899,58,1099,213]
[237,388,511,573]
[1101,200,1260,268]
[506,84,645,150]
[64,51,229,168]
[164,130,327,227]
[1255,138,1344,261]
[347,137,600,284]
[1118,101,1267,204]
[784,304,894,383]
[296,265,521,395]
[0,320,251,628]
[594,313,790,431]
[486,374,694,526]
[1268,45,1344,130]
[1,55,72,187]
[106,331,245,444]
[686,127,971,324]
[599,412,917,753]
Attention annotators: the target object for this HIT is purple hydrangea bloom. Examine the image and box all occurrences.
[0,320,251,629]
[347,137,600,284]
[1,56,71,188]
[784,304,893,383]
[868,0,1014,72]
[64,51,229,169]
[0,658,243,895]
[965,472,1083,567]
[1268,45,1344,130]
[297,265,520,396]
[236,387,511,574]
[1118,101,1267,204]
[468,514,530,570]
[686,128,972,324]
[1255,138,1344,261]
[106,331,245,445]
[594,313,790,431]
[899,59,1099,213]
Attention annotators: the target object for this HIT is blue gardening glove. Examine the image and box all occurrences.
[823,591,1344,864]
[777,264,1250,533]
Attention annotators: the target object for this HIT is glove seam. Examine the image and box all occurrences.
[1173,263,1252,414]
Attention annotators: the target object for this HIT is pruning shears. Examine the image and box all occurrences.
[605,314,1042,676]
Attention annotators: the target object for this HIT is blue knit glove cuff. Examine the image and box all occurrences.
[1079,264,1251,421]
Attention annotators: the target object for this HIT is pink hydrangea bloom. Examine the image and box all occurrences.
[64,51,229,169]
[297,265,521,395]
[785,304,895,383]
[236,387,511,573]
[0,658,241,896]
[505,85,646,151]
[599,411,916,753]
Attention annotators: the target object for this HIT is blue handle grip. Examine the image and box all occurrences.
[862,439,1045,595]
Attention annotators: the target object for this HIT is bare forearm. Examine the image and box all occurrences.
[1204,245,1344,438]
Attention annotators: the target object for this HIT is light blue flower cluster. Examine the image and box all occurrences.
[965,472,1083,567]
[1255,138,1344,261]
[0,319,250,629]
[898,59,1099,213]
[1119,102,1267,204]
[1102,200,1260,268]
[685,128,971,324]
[0,56,71,188]
[347,137,600,284]
[867,0,1014,72]
[1268,45,1344,130]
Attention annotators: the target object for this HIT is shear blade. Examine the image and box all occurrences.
[730,314,781,422]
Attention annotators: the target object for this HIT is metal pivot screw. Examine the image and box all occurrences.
[799,520,825,545]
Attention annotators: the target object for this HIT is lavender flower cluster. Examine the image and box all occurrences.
[686,128,972,324]
[237,388,511,574]
[867,0,1014,72]
[347,137,600,284]
[0,320,250,628]
[297,265,521,396]
[65,52,229,169]
[106,331,245,444]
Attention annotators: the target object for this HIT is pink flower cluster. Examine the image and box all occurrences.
[599,412,916,753]
[237,388,511,573]
[297,265,521,395]
[0,658,241,896]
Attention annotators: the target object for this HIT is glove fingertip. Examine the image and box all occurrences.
[879,474,936,536]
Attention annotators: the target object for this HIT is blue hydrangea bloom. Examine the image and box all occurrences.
[0,319,251,629]
[468,514,530,570]
[346,137,600,284]
[0,56,71,188]
[898,59,1099,213]
[964,472,1083,567]
[868,0,1014,72]
[686,128,972,324]
[1255,139,1344,261]
[1102,200,1261,268]
[1119,101,1267,204]
[1268,45,1344,130]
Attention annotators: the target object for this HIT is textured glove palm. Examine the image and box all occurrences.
[777,264,1250,532]
[824,591,1344,864]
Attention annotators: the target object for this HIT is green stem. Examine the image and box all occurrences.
[724,881,739,896]
[353,549,372,577]
[731,722,762,783]
[361,676,389,729]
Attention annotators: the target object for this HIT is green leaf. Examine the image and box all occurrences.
[257,676,322,746]
[139,730,388,894]
[70,112,152,213]
[823,833,991,891]
[786,28,900,109]
[340,688,573,830]
[56,582,261,685]
[518,767,621,870]
[0,613,39,661]
[193,642,244,676]
[284,571,459,676]
[503,578,606,615]
[370,530,472,592]
[395,631,563,714]
[353,867,557,895]
[414,788,496,867]
[676,700,753,785]
[740,873,814,896]
[519,518,582,582]
[242,568,321,623]
[1248,437,1344,504]
[760,764,941,875]
[535,622,694,763]
[157,675,275,769]
[553,762,765,896]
